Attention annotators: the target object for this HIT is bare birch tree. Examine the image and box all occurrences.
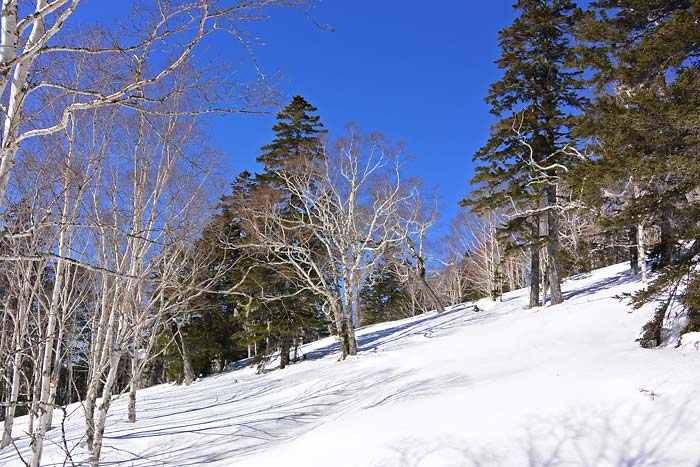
[0,0,307,210]
[240,129,410,359]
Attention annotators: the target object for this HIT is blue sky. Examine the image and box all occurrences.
[73,0,517,239]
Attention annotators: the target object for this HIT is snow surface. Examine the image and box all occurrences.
[2,262,700,466]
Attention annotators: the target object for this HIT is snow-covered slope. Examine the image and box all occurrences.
[3,263,700,466]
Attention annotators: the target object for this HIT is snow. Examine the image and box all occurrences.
[2,262,700,466]
[679,332,700,351]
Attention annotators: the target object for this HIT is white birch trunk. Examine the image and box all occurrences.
[638,223,648,288]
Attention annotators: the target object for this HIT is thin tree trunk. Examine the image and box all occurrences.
[1,347,23,448]
[279,335,291,369]
[128,347,139,423]
[171,322,195,385]
[629,226,639,274]
[414,256,445,312]
[44,323,66,430]
[529,216,541,308]
[546,186,563,305]
[638,223,648,288]
[1,295,30,449]
[89,351,122,467]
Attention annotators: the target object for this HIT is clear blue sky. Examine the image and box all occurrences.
[73,0,517,238]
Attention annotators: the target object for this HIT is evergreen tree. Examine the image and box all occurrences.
[153,172,255,383]
[359,259,411,326]
[463,0,585,308]
[575,1,700,344]
[251,96,328,368]
[257,95,326,185]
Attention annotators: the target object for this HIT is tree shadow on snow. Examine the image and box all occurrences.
[38,369,472,466]
[304,306,495,362]
[562,269,640,302]
[377,395,700,467]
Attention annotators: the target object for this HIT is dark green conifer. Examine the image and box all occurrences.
[257,95,326,185]
[575,1,700,344]
[463,0,585,308]
[251,96,328,368]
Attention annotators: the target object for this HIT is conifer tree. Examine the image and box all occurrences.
[464,0,585,308]
[155,172,254,382]
[575,1,700,344]
[257,95,326,185]
[251,96,328,367]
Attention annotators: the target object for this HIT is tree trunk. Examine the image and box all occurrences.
[529,216,541,308]
[414,256,445,312]
[128,348,139,423]
[333,305,357,359]
[44,322,66,430]
[1,348,23,448]
[89,351,122,467]
[638,223,648,288]
[546,186,564,305]
[171,322,195,385]
[629,226,639,273]
[279,335,291,369]
[1,295,30,449]
[344,317,358,355]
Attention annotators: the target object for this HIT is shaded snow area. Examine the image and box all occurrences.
[3,263,700,466]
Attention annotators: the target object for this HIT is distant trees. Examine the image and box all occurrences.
[360,256,411,325]
[240,126,412,358]
[252,96,328,369]
[151,97,444,370]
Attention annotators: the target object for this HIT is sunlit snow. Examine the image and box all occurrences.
[2,263,699,466]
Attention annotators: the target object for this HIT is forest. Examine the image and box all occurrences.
[0,1,699,466]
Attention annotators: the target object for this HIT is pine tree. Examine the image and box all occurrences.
[463,0,585,308]
[154,172,254,383]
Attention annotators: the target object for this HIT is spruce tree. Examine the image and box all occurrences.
[464,0,585,308]
[257,95,326,185]
[251,96,328,368]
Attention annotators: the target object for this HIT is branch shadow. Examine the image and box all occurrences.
[377,396,700,467]
[303,305,494,362]
[563,269,640,302]
[7,366,473,466]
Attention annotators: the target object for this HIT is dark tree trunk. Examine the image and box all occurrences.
[529,215,541,308]
[546,185,563,305]
[333,307,357,359]
[629,226,639,273]
[279,335,291,369]
[345,317,358,355]
[414,256,445,313]
[339,317,357,358]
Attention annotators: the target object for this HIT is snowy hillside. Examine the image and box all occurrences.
[2,262,700,467]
